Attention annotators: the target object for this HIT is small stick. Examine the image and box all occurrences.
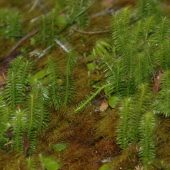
[54,38,71,53]
[91,7,116,18]
[72,28,111,35]
[5,29,39,59]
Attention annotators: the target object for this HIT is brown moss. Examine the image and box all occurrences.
[0,151,27,170]
[95,138,119,158]
[62,142,100,170]
[95,109,119,139]
[155,117,170,168]
[110,144,139,170]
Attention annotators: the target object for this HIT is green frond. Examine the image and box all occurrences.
[4,56,32,110]
[116,84,152,149]
[155,71,170,117]
[129,84,152,141]
[27,157,36,170]
[134,83,152,112]
[75,85,107,113]
[133,52,153,86]
[62,53,76,106]
[0,95,11,147]
[92,40,129,96]
[139,112,155,168]
[27,85,48,133]
[47,57,62,110]
[26,83,49,154]
[112,8,131,57]
[12,109,27,152]
[92,9,170,99]
[92,40,111,58]
[152,18,170,69]
[27,129,37,155]
[62,76,75,106]
[116,98,133,149]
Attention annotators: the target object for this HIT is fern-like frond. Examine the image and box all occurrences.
[139,112,155,168]
[116,98,133,149]
[47,57,62,110]
[129,84,152,141]
[75,84,108,113]
[0,95,11,147]
[112,8,131,57]
[62,53,76,106]
[133,52,153,86]
[4,56,32,110]
[92,40,128,96]
[27,157,36,170]
[11,109,27,152]
[26,83,49,154]
[151,18,170,69]
[155,71,170,117]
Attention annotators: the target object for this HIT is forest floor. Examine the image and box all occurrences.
[1,0,170,170]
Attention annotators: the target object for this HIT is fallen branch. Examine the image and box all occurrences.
[91,7,116,18]
[5,29,38,59]
[72,28,111,35]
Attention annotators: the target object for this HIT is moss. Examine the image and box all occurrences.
[1,0,170,170]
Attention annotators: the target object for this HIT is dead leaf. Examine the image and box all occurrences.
[99,99,109,112]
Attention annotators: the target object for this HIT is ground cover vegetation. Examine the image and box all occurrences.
[0,0,170,169]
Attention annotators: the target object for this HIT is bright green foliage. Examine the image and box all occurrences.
[139,112,155,168]
[4,56,32,110]
[0,9,22,39]
[75,9,170,110]
[47,58,62,110]
[0,96,11,147]
[28,83,49,132]
[117,84,152,150]
[27,157,36,170]
[12,109,26,152]
[130,84,152,141]
[117,98,133,149]
[0,56,47,154]
[112,8,131,57]
[0,52,75,154]
[92,8,170,98]
[26,84,49,154]
[80,4,170,167]
[47,55,75,110]
[75,84,108,113]
[156,71,170,117]
[62,53,75,106]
